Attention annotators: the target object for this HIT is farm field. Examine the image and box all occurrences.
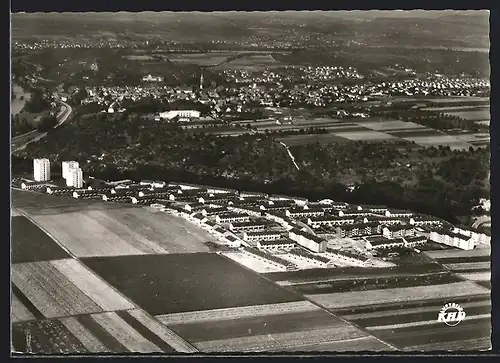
[82,253,302,316]
[333,130,398,141]
[265,262,447,285]
[397,135,473,150]
[290,272,462,295]
[12,309,197,354]
[306,281,489,310]
[424,247,491,259]
[162,301,384,352]
[444,110,490,121]
[221,251,286,273]
[214,54,285,70]
[277,133,350,146]
[29,206,212,257]
[385,129,445,138]
[11,259,134,319]
[355,120,426,131]
[329,289,491,351]
[168,53,233,66]
[11,216,69,264]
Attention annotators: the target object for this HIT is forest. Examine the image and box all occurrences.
[12,111,489,223]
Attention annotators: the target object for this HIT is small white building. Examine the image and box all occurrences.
[159,110,200,120]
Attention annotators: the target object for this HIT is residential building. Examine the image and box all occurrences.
[257,239,296,251]
[62,161,79,180]
[382,225,415,239]
[409,217,443,227]
[403,236,428,248]
[429,229,475,250]
[307,216,356,228]
[288,228,327,253]
[285,208,325,219]
[159,110,200,120]
[243,231,282,242]
[66,168,83,188]
[229,221,268,233]
[33,158,51,182]
[215,213,250,224]
[452,227,491,246]
[364,236,405,250]
[385,209,413,218]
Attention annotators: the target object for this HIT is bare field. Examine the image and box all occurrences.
[444,110,490,121]
[278,336,394,352]
[11,294,36,323]
[308,281,489,309]
[194,325,367,352]
[11,259,134,319]
[12,310,193,354]
[156,301,320,325]
[30,207,212,257]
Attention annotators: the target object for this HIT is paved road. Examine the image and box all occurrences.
[12,101,72,152]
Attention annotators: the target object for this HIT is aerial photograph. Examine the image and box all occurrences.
[10,10,491,354]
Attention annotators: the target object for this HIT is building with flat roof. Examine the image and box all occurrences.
[33,158,51,182]
[159,110,200,120]
[66,168,83,188]
[62,161,79,180]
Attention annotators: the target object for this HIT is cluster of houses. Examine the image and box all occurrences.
[15,174,491,275]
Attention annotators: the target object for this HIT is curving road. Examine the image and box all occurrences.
[12,100,72,152]
[279,141,300,171]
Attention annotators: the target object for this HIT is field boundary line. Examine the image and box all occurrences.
[367,313,491,331]
[217,253,398,351]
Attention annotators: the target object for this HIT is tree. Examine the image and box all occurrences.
[36,115,58,132]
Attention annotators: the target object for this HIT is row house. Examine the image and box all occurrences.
[285,208,325,219]
[429,229,475,250]
[73,188,111,198]
[215,212,250,224]
[409,217,443,227]
[229,221,268,233]
[288,248,333,267]
[183,202,205,213]
[307,216,356,229]
[358,205,389,214]
[453,226,491,246]
[242,230,282,242]
[257,239,296,251]
[201,206,228,216]
[336,222,381,238]
[131,197,157,205]
[192,213,208,225]
[382,225,415,239]
[403,236,428,248]
[139,180,167,189]
[364,236,405,250]
[384,209,413,218]
[269,194,308,207]
[227,205,264,218]
[328,249,368,265]
[199,195,238,205]
[366,216,407,226]
[288,228,327,253]
[102,195,132,203]
[338,210,375,218]
[239,191,269,199]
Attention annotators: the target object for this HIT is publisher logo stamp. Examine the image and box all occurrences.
[437,303,466,326]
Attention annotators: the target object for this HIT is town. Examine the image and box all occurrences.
[16,157,491,274]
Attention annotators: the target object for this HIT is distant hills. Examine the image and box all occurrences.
[11,11,489,49]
